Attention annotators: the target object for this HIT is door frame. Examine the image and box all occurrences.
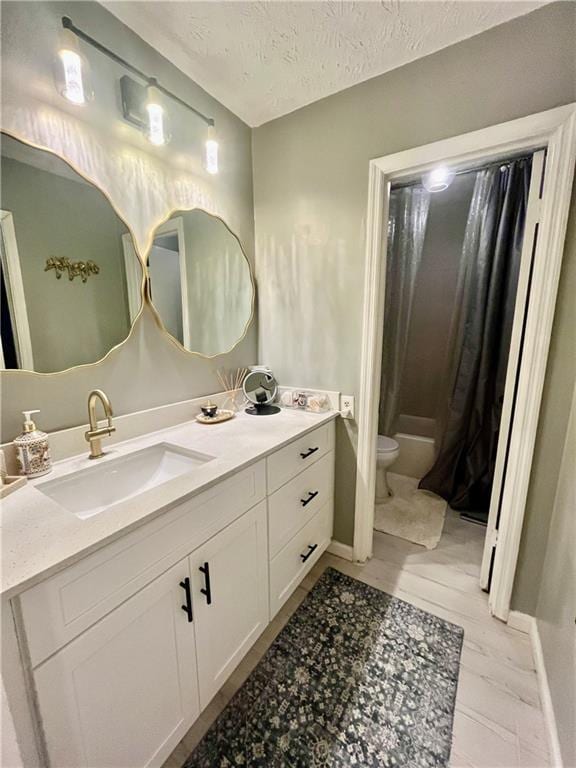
[479,149,546,592]
[353,104,576,621]
[121,232,143,325]
[122,216,191,349]
[0,210,34,370]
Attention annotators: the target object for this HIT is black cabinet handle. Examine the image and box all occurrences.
[300,490,319,507]
[199,562,212,605]
[179,577,193,622]
[300,544,318,563]
[300,447,319,460]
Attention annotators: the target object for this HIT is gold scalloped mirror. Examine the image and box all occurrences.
[142,209,254,357]
[0,132,144,374]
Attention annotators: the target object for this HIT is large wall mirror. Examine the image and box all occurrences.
[136,209,254,357]
[0,133,143,373]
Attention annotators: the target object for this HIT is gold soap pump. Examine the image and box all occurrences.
[13,410,52,478]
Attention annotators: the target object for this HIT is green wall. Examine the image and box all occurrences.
[2,156,131,372]
[253,2,576,572]
[534,382,576,766]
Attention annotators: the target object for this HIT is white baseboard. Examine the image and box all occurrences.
[508,612,563,766]
[507,610,534,634]
[327,540,355,561]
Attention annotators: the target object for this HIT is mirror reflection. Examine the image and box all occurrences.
[243,369,280,416]
[0,133,143,373]
[244,370,277,404]
[146,210,253,357]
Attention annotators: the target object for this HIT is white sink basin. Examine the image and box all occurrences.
[37,443,215,520]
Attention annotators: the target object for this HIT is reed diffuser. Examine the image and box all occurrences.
[217,367,249,412]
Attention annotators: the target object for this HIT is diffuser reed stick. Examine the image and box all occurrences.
[217,367,249,412]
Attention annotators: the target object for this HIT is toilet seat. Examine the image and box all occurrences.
[377,435,399,454]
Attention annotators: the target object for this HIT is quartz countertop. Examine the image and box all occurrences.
[1,408,337,600]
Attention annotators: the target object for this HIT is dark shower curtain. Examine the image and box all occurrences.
[419,156,532,514]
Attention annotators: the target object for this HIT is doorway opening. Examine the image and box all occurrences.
[375,151,540,576]
[353,105,576,621]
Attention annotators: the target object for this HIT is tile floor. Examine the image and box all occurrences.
[163,510,549,768]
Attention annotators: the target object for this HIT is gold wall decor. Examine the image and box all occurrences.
[45,257,100,283]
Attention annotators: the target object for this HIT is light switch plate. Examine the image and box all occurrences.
[340,394,355,420]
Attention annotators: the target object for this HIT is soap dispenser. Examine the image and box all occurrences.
[13,410,52,478]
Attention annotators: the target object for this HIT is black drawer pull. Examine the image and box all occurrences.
[300,544,318,563]
[300,447,319,460]
[300,491,319,507]
[179,577,193,622]
[199,562,212,605]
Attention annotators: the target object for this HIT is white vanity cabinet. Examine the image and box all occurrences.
[266,423,335,618]
[13,419,335,768]
[190,500,269,708]
[33,559,200,768]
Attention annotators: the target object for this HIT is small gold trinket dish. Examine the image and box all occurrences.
[195,409,235,425]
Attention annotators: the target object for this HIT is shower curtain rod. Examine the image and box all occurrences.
[391,149,543,190]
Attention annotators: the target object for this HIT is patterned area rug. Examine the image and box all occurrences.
[184,568,464,768]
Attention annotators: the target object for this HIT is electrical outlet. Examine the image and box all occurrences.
[340,394,355,420]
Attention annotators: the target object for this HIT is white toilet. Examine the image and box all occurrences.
[376,435,400,501]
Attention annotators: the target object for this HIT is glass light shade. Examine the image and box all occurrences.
[205,126,219,174]
[55,29,92,105]
[422,166,455,193]
[145,85,170,146]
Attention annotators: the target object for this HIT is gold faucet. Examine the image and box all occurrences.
[85,389,116,459]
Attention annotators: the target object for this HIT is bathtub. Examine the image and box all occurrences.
[392,432,436,479]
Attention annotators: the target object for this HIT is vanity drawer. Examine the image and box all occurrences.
[267,421,334,493]
[269,501,333,619]
[268,451,334,558]
[19,460,266,668]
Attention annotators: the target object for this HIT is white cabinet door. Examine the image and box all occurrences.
[34,560,200,768]
[191,500,269,708]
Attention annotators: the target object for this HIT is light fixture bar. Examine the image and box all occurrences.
[61,16,215,128]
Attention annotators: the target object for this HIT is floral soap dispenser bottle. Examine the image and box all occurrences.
[13,410,52,478]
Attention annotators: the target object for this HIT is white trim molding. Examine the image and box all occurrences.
[0,210,34,370]
[327,540,355,562]
[509,612,564,767]
[150,216,191,350]
[353,105,576,624]
[121,233,143,324]
[507,610,534,635]
[479,149,546,591]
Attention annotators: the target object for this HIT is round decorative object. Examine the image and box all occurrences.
[145,209,254,358]
[243,370,280,416]
[0,131,143,374]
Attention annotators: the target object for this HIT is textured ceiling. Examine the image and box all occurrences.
[104,1,545,126]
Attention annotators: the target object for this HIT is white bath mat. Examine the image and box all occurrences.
[374,473,447,550]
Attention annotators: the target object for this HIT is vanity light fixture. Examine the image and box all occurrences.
[58,17,218,171]
[205,124,219,175]
[422,166,455,193]
[55,28,88,105]
[145,79,167,146]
